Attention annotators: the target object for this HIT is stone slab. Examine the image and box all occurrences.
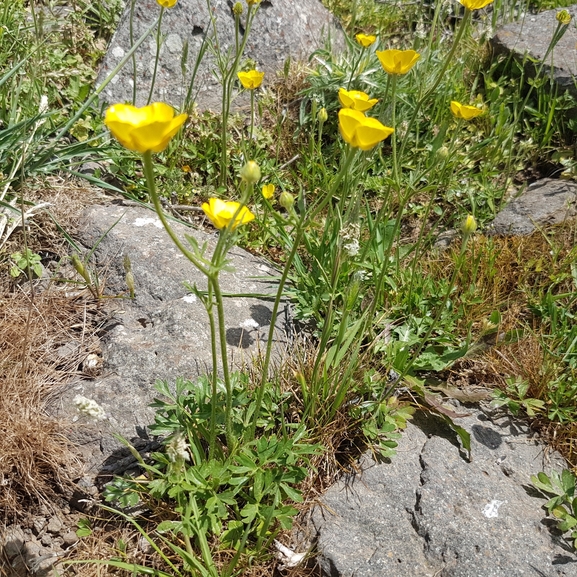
[492,7,577,101]
[97,0,344,111]
[53,204,290,472]
[311,408,577,577]
[487,178,577,235]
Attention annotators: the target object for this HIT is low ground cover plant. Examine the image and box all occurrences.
[2,0,577,574]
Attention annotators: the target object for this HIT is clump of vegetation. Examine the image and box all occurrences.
[2,0,577,574]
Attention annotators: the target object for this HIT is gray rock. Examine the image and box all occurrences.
[311,408,577,577]
[487,178,577,235]
[97,0,344,111]
[492,6,577,101]
[61,531,79,548]
[1,525,26,560]
[54,204,290,471]
[45,516,63,535]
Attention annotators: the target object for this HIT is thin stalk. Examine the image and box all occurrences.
[249,88,255,144]
[142,152,210,277]
[219,5,258,187]
[207,282,219,459]
[249,145,358,437]
[398,9,472,161]
[147,7,165,105]
[210,275,235,451]
[390,75,399,184]
[129,0,137,104]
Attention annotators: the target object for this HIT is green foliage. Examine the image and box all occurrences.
[9,249,42,279]
[103,376,319,572]
[531,469,577,548]
[491,376,546,417]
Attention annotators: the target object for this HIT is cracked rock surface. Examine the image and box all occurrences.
[52,204,290,474]
[311,408,577,576]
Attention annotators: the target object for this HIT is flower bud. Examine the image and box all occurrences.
[436,146,449,160]
[232,2,243,15]
[317,107,328,123]
[279,191,295,211]
[461,214,477,235]
[239,160,261,184]
[556,9,571,25]
[126,271,135,298]
[71,253,86,277]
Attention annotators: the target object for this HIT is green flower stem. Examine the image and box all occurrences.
[346,46,366,91]
[129,0,138,104]
[207,281,219,459]
[249,145,357,437]
[206,182,255,452]
[218,5,258,187]
[142,151,210,278]
[249,89,255,144]
[147,7,165,105]
[248,221,305,438]
[390,75,399,184]
[377,74,391,124]
[209,275,235,450]
[398,8,472,161]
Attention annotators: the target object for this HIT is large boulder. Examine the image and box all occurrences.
[491,6,577,101]
[56,204,290,472]
[487,178,577,236]
[97,0,344,111]
[311,408,577,576]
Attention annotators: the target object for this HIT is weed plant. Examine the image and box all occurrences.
[3,0,577,573]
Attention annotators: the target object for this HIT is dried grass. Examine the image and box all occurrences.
[0,288,103,521]
[0,174,105,521]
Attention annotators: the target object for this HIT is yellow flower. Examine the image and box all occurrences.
[338,108,394,151]
[355,33,376,48]
[246,0,260,5]
[104,102,187,153]
[450,101,483,120]
[201,198,255,230]
[457,0,494,9]
[376,49,420,75]
[556,9,571,25]
[338,88,378,112]
[261,184,275,199]
[156,0,178,7]
[237,70,264,90]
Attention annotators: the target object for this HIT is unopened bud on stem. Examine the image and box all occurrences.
[240,160,261,184]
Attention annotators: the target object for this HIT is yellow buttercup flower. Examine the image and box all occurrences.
[156,0,178,7]
[355,33,376,48]
[338,88,378,112]
[201,198,255,230]
[104,102,187,153]
[237,70,264,90]
[376,49,420,75]
[261,184,275,199]
[458,0,494,9]
[450,101,483,120]
[338,108,394,151]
